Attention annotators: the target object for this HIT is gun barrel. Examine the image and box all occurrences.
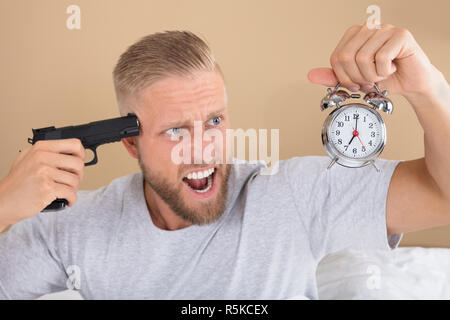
[29,113,140,147]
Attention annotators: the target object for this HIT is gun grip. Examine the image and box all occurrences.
[42,199,68,211]
[84,146,98,166]
[41,146,98,211]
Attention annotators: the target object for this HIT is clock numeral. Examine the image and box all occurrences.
[368,140,373,146]
[344,145,349,151]
[344,115,350,121]
[369,123,373,129]
[363,116,366,122]
[353,148,357,154]
[337,121,344,127]
[353,114,359,120]
[371,132,375,137]
[336,130,340,136]
[337,138,342,145]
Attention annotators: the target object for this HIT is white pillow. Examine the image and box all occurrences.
[316,247,450,299]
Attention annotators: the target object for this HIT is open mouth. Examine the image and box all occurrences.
[182,167,216,195]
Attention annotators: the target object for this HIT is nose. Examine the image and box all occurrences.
[189,121,210,165]
[192,129,204,164]
[190,123,223,165]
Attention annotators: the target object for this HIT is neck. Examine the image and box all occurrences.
[143,181,192,231]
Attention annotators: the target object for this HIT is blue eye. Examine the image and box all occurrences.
[165,127,182,136]
[208,116,222,126]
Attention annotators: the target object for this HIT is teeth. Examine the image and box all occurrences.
[193,174,213,193]
[185,168,215,180]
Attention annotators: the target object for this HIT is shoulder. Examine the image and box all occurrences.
[251,155,330,186]
[75,173,140,211]
[230,156,330,202]
[46,172,142,230]
[280,156,401,183]
[244,155,401,203]
[231,156,329,180]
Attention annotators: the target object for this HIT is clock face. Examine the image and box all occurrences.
[328,105,384,159]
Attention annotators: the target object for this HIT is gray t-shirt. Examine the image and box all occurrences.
[0,156,402,299]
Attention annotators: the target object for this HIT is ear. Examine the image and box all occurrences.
[121,137,138,159]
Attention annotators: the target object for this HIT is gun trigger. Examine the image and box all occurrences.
[84,146,98,166]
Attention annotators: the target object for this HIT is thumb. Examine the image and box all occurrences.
[307,67,338,87]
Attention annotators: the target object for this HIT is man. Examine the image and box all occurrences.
[0,25,449,299]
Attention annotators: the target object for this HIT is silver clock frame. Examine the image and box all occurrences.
[321,103,387,171]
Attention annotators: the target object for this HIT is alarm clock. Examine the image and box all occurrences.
[320,82,393,172]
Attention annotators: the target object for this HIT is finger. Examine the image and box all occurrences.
[51,182,78,207]
[307,68,338,86]
[332,24,362,54]
[375,29,410,77]
[330,26,363,90]
[47,166,81,189]
[35,151,85,180]
[356,26,395,83]
[33,139,86,162]
[337,25,377,86]
[330,62,358,91]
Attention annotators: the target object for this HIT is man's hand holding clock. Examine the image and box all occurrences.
[308,23,446,98]
[308,23,450,235]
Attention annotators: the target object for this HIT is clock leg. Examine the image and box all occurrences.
[370,160,380,172]
[327,157,338,170]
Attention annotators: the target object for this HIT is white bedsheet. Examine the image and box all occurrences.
[316,247,450,299]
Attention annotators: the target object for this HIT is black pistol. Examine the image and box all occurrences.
[28,113,140,211]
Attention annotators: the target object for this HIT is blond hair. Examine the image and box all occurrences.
[113,31,222,115]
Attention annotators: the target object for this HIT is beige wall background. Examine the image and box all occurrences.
[0,0,449,247]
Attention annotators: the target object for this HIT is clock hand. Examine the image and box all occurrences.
[347,135,355,145]
[352,126,366,150]
[347,122,359,145]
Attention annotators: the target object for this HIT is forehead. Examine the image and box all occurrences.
[137,70,226,124]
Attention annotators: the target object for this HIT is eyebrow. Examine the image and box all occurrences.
[162,108,226,129]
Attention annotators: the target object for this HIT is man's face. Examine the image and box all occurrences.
[129,70,231,225]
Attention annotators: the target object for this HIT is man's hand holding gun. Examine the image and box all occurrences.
[0,114,140,232]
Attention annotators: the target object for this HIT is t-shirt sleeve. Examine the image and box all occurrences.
[283,156,403,261]
[0,212,67,299]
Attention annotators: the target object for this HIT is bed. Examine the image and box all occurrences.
[316,247,450,299]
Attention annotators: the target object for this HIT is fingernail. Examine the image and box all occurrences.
[361,83,374,91]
